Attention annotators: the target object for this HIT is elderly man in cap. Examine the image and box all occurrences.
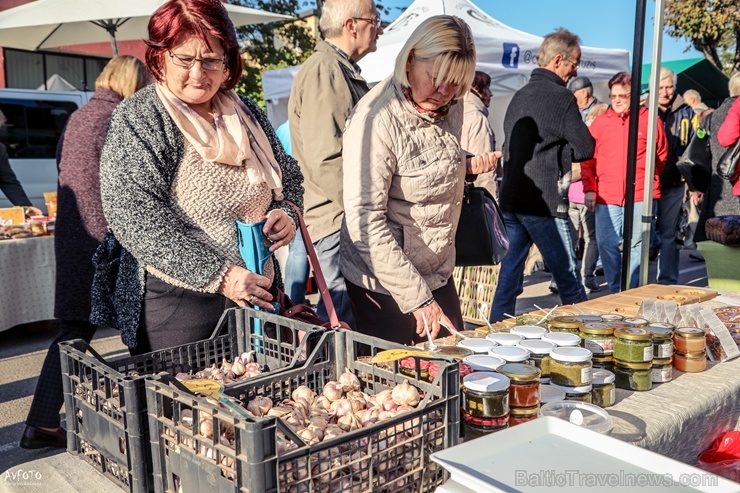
[570,76,600,120]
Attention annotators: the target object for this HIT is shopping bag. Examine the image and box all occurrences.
[698,431,740,482]
[455,184,509,266]
[236,219,277,339]
[677,128,712,192]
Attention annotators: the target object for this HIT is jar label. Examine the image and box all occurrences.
[581,366,593,385]
[656,343,673,359]
[609,387,616,405]
[651,366,673,383]
[585,339,613,355]
[643,346,653,361]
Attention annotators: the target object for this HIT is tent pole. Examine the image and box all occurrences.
[620,0,648,291]
[639,0,666,286]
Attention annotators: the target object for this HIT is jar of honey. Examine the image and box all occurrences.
[673,327,706,354]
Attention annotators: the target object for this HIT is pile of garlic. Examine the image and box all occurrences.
[174,351,263,385]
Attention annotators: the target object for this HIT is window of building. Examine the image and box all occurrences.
[4,48,109,91]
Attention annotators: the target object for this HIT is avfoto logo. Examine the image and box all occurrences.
[502,43,520,69]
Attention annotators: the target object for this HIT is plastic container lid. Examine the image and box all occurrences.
[486,333,523,346]
[458,338,496,353]
[591,368,615,385]
[518,339,556,355]
[539,384,567,403]
[489,345,530,362]
[511,325,547,339]
[541,331,581,347]
[539,400,613,434]
[463,354,506,372]
[549,382,593,394]
[462,371,510,393]
[550,346,593,363]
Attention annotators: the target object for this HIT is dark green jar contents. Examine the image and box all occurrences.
[613,328,653,363]
[614,361,652,391]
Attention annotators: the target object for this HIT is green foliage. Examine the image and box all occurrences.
[663,0,740,74]
[231,0,316,108]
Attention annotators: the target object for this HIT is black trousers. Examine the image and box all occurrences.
[25,319,97,428]
[346,277,462,346]
[131,274,236,355]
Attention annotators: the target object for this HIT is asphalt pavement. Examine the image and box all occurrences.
[0,249,710,492]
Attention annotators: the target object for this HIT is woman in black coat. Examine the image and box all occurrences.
[20,56,149,449]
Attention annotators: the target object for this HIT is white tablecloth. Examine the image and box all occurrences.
[610,355,740,466]
[0,236,55,331]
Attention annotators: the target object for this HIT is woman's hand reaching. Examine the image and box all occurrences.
[218,265,274,310]
[262,209,296,252]
[467,150,502,175]
[412,300,454,340]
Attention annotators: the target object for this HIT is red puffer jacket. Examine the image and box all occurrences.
[581,105,668,205]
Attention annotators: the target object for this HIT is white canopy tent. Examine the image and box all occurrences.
[263,0,630,135]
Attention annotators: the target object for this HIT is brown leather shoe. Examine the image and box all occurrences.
[19,425,66,449]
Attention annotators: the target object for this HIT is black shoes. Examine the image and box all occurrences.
[585,280,601,293]
[20,425,66,449]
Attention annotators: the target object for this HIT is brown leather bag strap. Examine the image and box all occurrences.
[283,200,342,329]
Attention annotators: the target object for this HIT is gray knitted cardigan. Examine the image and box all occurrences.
[90,84,304,349]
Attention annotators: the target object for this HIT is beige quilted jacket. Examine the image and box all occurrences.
[340,77,467,314]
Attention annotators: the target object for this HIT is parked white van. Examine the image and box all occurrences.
[0,88,92,212]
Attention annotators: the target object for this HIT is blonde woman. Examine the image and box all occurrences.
[21,55,149,450]
[340,15,497,345]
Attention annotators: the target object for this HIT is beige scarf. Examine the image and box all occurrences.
[155,83,283,199]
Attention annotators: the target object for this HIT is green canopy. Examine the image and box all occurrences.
[641,58,729,108]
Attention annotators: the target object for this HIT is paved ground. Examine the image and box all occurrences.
[0,250,710,492]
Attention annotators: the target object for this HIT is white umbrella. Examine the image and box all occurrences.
[0,0,291,55]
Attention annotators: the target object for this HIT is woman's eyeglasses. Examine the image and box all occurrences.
[168,51,225,71]
[609,94,631,101]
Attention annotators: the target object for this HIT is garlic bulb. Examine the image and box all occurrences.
[391,380,420,407]
[292,385,316,402]
[338,370,361,392]
[246,396,273,417]
[322,381,343,402]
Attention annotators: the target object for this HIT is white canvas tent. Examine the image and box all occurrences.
[262,0,630,133]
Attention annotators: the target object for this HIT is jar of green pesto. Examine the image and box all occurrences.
[579,322,615,355]
[613,360,652,391]
[591,369,616,407]
[549,347,593,387]
[613,328,653,363]
[548,316,582,334]
[646,326,674,359]
[518,339,556,383]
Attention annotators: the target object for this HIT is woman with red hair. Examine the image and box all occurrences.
[90,0,303,354]
[581,71,668,292]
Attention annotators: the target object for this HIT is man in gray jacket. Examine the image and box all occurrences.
[288,0,382,326]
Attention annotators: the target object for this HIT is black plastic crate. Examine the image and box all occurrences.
[146,329,461,493]
[60,307,326,493]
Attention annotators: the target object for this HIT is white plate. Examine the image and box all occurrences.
[432,417,739,492]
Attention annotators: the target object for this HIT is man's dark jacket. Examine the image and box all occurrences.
[499,68,595,218]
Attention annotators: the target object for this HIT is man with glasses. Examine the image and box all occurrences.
[288,0,383,326]
[490,28,594,323]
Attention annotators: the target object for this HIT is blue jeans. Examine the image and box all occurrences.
[314,231,355,328]
[284,229,309,305]
[657,185,684,284]
[490,213,586,323]
[595,202,646,293]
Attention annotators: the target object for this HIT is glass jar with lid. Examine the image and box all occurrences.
[509,404,540,426]
[549,347,593,387]
[673,327,706,354]
[511,325,547,340]
[489,346,531,363]
[548,316,582,334]
[539,384,566,404]
[647,326,674,359]
[498,363,541,408]
[591,369,616,407]
[600,313,625,322]
[623,317,649,327]
[519,340,556,382]
[572,315,604,324]
[463,354,506,372]
[549,382,593,403]
[613,360,652,391]
[579,322,615,356]
[541,331,581,347]
[591,354,614,373]
[651,357,673,383]
[673,351,707,373]
[461,372,510,437]
[648,322,676,331]
[613,328,653,363]
[486,332,523,347]
[458,338,497,354]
